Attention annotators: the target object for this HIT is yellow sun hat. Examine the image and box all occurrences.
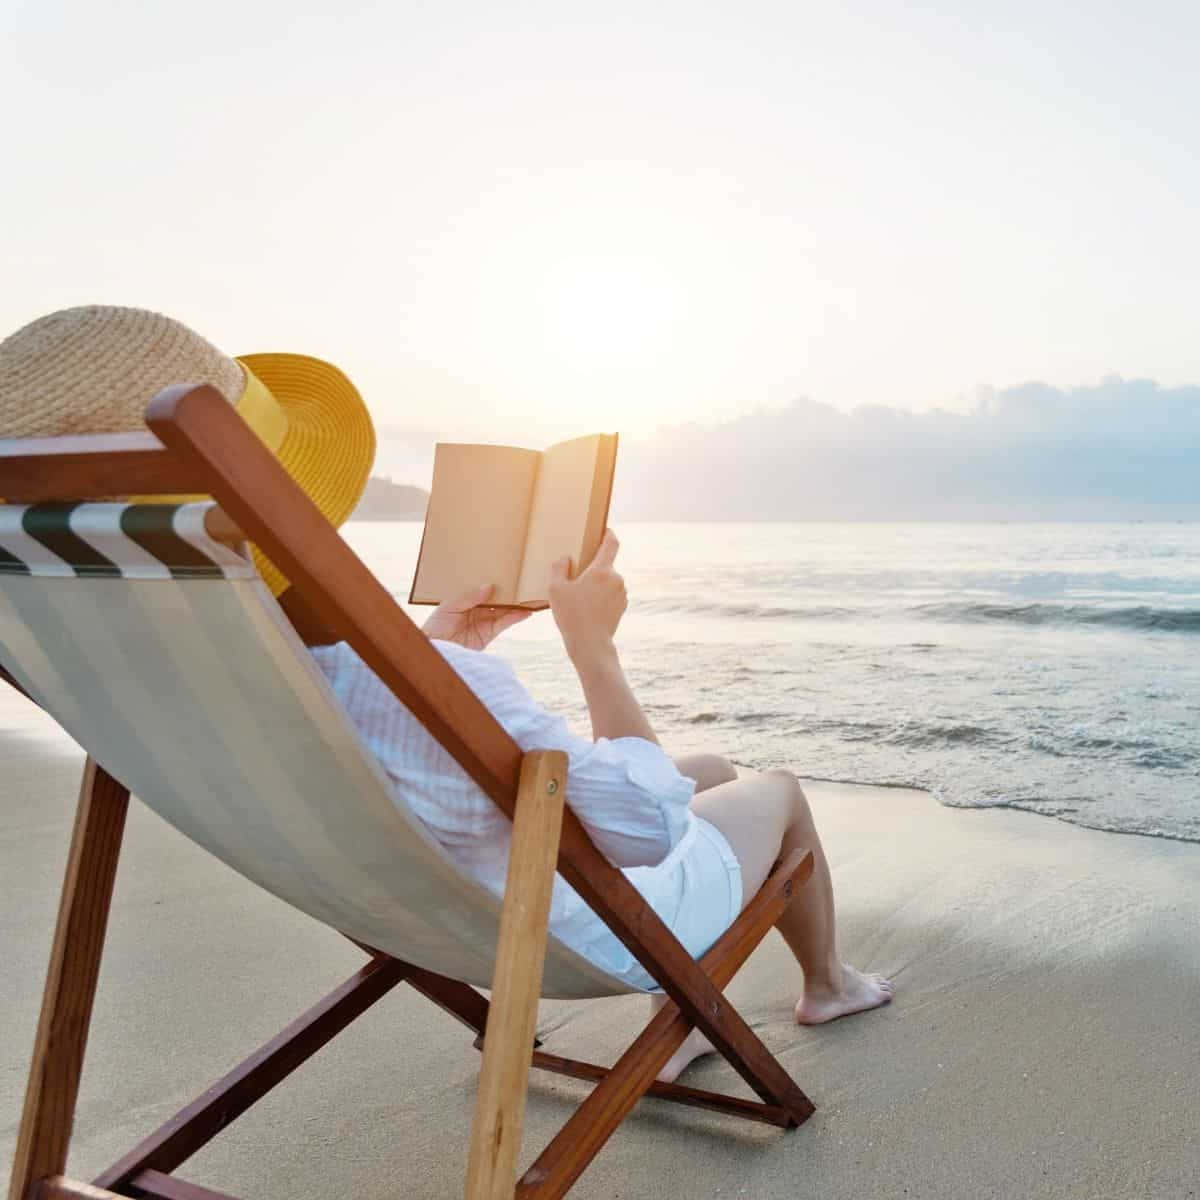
[0,306,376,595]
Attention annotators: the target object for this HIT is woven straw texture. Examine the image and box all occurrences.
[0,306,375,594]
[0,306,244,434]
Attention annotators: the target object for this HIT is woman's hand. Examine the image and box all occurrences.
[422,584,532,650]
[548,530,627,664]
[548,530,655,742]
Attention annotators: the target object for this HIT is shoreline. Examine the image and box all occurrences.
[801,769,1200,848]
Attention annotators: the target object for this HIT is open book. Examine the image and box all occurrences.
[409,433,618,608]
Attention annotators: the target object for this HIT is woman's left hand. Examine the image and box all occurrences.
[422,584,533,650]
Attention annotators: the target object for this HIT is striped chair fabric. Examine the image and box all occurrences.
[0,501,632,999]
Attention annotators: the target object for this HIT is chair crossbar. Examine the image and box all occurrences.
[38,1174,237,1200]
[127,1170,239,1200]
[0,431,205,504]
[38,1178,126,1200]
[527,1051,792,1128]
[93,957,409,1193]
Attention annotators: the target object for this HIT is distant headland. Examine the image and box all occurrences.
[351,476,430,521]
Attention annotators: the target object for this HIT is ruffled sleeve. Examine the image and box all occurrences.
[435,641,695,868]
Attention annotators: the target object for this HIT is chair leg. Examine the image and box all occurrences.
[464,751,567,1200]
[526,1050,792,1127]
[124,1169,241,1200]
[8,760,130,1200]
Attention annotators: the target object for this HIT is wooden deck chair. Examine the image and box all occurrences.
[0,384,815,1200]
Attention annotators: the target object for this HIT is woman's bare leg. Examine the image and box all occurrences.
[673,752,739,792]
[654,762,892,1082]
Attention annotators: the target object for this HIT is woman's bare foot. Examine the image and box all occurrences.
[651,964,892,1082]
[656,1025,717,1084]
[795,964,894,1025]
[652,960,897,1084]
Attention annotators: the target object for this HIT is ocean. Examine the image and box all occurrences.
[347,521,1200,845]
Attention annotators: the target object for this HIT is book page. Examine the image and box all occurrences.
[580,433,618,578]
[515,434,615,604]
[409,444,539,605]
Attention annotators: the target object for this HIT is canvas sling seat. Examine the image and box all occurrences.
[0,499,629,999]
[1,384,815,1200]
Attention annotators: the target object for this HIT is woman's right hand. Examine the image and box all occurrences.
[548,529,627,662]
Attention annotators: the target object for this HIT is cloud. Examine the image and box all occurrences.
[610,378,1200,520]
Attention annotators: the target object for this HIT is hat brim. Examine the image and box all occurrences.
[236,352,376,596]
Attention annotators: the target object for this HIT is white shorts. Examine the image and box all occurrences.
[570,816,744,992]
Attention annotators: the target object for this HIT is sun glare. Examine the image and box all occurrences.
[536,256,687,367]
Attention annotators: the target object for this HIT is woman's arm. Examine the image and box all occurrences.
[567,638,657,745]
[547,530,657,745]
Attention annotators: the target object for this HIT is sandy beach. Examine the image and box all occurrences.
[3,690,1198,1200]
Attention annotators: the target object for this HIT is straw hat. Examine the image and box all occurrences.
[0,305,376,594]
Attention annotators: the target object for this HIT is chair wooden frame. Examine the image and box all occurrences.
[2,385,815,1200]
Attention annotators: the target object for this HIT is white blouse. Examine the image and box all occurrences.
[309,638,698,981]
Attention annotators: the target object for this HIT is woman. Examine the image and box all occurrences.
[312,528,892,1083]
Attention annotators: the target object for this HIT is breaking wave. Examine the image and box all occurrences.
[639,597,1200,633]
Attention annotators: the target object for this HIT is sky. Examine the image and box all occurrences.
[4,0,1200,493]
